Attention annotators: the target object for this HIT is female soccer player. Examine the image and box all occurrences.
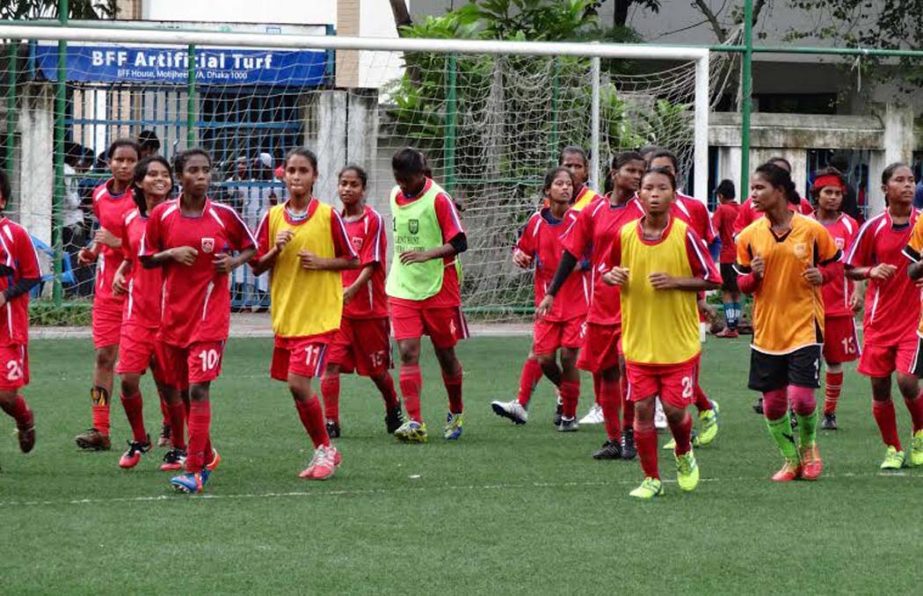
[734,156,814,236]
[387,148,468,443]
[538,151,646,459]
[850,163,923,469]
[492,167,587,428]
[141,149,256,493]
[602,167,720,498]
[0,168,40,461]
[75,139,140,451]
[320,165,403,438]
[711,179,741,338]
[111,156,176,468]
[252,149,357,479]
[810,168,860,431]
[736,162,840,482]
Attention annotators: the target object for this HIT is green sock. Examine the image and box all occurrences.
[766,416,798,463]
[796,408,818,449]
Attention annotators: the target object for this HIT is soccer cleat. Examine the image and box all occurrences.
[160,448,187,471]
[170,470,209,494]
[629,477,664,499]
[592,440,622,460]
[206,448,221,471]
[394,420,428,443]
[490,400,528,425]
[16,411,35,454]
[157,424,171,447]
[620,428,637,460]
[771,460,802,482]
[556,416,579,432]
[385,406,404,434]
[821,413,838,431]
[664,429,700,450]
[326,420,341,439]
[552,392,563,427]
[578,403,604,425]
[880,446,905,471]
[911,430,923,467]
[299,445,340,480]
[714,327,739,339]
[800,444,823,480]
[443,413,464,440]
[752,397,764,415]
[75,428,111,451]
[118,437,151,469]
[654,400,667,430]
[675,451,700,492]
[696,401,720,446]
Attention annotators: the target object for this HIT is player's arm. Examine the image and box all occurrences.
[300,210,360,272]
[536,250,579,316]
[112,260,132,295]
[904,219,923,281]
[399,194,467,265]
[139,209,197,269]
[536,210,589,315]
[0,229,42,308]
[650,231,721,292]
[733,231,761,294]
[513,214,538,269]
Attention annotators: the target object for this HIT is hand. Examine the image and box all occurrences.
[112,270,128,295]
[399,250,429,265]
[213,253,236,274]
[848,291,862,313]
[512,249,532,269]
[602,267,629,287]
[94,228,120,248]
[343,285,358,305]
[170,246,198,266]
[536,295,554,318]
[77,247,97,266]
[299,250,326,270]
[751,256,765,278]
[649,272,678,290]
[802,267,823,286]
[275,230,294,252]
[869,263,897,281]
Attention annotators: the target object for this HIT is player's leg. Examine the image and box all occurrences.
[155,342,189,471]
[716,265,740,338]
[170,381,211,493]
[289,372,340,480]
[434,344,464,440]
[555,346,580,432]
[629,392,663,499]
[117,372,151,469]
[750,349,801,481]
[75,343,117,451]
[0,346,35,455]
[516,352,544,407]
[822,361,843,430]
[619,355,636,459]
[394,337,427,442]
[896,369,923,467]
[862,344,905,469]
[320,362,343,438]
[355,317,402,433]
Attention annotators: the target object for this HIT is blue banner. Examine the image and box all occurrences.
[33,43,328,86]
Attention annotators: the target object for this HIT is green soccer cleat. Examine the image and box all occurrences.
[912,430,923,467]
[880,446,905,471]
[696,401,720,446]
[662,429,699,451]
[443,413,464,441]
[629,477,663,500]
[675,451,700,492]
[394,420,428,443]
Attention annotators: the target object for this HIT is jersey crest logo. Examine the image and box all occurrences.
[408,219,419,234]
[201,237,215,254]
[351,236,364,251]
[793,242,807,259]
[835,237,845,250]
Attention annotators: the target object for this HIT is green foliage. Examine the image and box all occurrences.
[29,300,92,327]
[0,0,117,20]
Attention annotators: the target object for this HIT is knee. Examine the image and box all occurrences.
[120,376,139,395]
[826,362,842,374]
[535,352,554,370]
[399,345,420,365]
[896,375,919,400]
[189,384,209,402]
[96,347,116,369]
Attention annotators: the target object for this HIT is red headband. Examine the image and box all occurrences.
[813,174,844,191]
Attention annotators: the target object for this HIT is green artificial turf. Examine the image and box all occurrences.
[0,336,920,594]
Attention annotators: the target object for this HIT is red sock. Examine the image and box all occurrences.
[295,395,330,449]
[621,375,634,428]
[634,424,659,479]
[159,395,170,427]
[667,411,693,455]
[905,391,923,433]
[517,358,543,407]
[168,401,187,450]
[443,368,464,414]
[120,392,147,443]
[185,400,211,473]
[400,364,423,422]
[91,386,111,436]
[320,374,340,423]
[598,377,622,441]
[693,384,713,412]
[872,399,902,451]
[0,394,32,427]
[823,371,844,415]
[559,379,580,419]
[374,374,400,409]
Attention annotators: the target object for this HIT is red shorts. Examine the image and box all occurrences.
[271,334,334,381]
[577,322,621,373]
[0,344,29,391]
[823,316,860,364]
[626,356,700,409]
[116,324,165,380]
[92,302,124,349]
[533,317,585,356]
[328,317,391,377]
[389,300,469,349]
[158,340,225,388]
[858,338,918,378]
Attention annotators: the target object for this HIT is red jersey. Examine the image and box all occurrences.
[673,192,716,244]
[814,213,859,319]
[120,208,163,329]
[92,180,135,307]
[341,205,388,319]
[712,201,740,264]
[389,179,466,309]
[734,196,814,236]
[847,209,920,346]
[562,196,644,326]
[517,207,588,322]
[0,218,41,345]
[141,198,256,347]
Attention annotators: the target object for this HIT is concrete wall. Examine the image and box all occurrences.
[17,85,54,247]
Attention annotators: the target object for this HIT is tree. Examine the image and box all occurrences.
[0,0,117,20]
[585,0,661,28]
